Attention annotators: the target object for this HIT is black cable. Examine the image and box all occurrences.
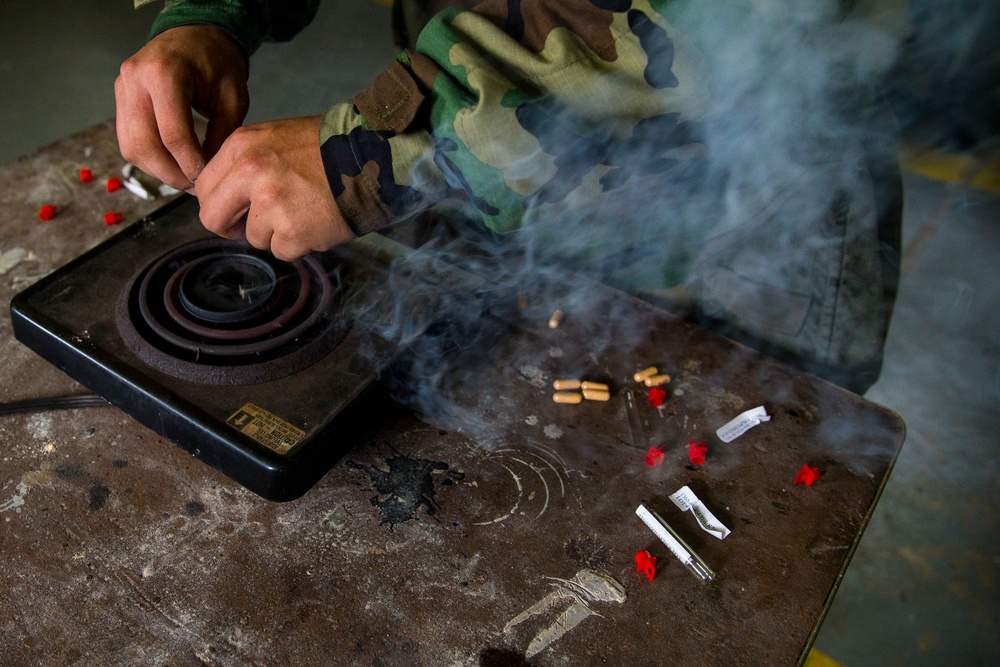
[0,394,109,417]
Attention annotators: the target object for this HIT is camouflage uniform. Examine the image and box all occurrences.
[149,0,901,392]
[152,0,704,235]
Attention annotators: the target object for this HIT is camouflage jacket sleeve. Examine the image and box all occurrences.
[149,0,320,56]
[321,0,705,236]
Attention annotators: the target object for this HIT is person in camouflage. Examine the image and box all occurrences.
[116,0,901,393]
[119,0,704,247]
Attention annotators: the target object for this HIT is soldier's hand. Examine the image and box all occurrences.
[195,116,355,261]
[115,25,249,192]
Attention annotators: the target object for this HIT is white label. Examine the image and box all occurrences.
[226,403,304,455]
[716,405,771,443]
[669,486,731,540]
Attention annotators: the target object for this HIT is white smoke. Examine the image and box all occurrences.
[356,0,994,432]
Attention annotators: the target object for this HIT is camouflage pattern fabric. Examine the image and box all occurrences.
[151,0,705,237]
[324,0,706,236]
[147,0,901,393]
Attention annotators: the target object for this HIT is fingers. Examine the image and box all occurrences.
[195,118,355,261]
[198,146,292,256]
[149,76,206,184]
[243,209,273,254]
[115,25,249,192]
[196,130,254,239]
[115,70,197,192]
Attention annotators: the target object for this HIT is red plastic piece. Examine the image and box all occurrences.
[647,386,667,407]
[635,550,657,581]
[104,211,124,226]
[79,168,94,183]
[688,440,708,466]
[794,465,821,486]
[644,445,666,467]
[106,177,122,192]
[38,205,57,221]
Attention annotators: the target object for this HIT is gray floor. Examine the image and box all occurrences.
[820,172,1000,666]
[1,2,997,665]
[0,0,397,161]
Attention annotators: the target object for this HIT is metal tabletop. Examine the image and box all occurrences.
[0,122,903,666]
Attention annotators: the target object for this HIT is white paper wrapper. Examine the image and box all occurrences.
[716,405,770,443]
[669,486,731,540]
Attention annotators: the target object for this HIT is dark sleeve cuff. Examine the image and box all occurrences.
[149,1,263,57]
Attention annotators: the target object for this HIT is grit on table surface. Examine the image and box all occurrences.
[0,122,903,666]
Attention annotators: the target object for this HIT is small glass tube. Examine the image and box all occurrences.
[623,389,647,449]
[636,504,716,582]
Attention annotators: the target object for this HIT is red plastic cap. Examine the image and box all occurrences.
[794,465,821,486]
[79,168,94,183]
[106,177,122,192]
[38,205,57,221]
[103,211,124,225]
[647,387,667,407]
[644,445,666,467]
[688,440,708,466]
[635,550,657,581]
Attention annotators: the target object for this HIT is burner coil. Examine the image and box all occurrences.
[117,238,347,385]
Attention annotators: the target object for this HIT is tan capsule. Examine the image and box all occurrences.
[553,379,582,391]
[582,388,611,401]
[548,309,564,329]
[552,391,583,404]
[518,292,528,310]
[580,381,609,392]
[643,373,672,387]
[633,366,658,383]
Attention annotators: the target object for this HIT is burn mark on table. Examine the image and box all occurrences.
[55,463,88,481]
[347,455,451,526]
[441,470,465,486]
[55,463,111,511]
[478,647,534,666]
[183,500,206,516]
[88,485,110,511]
[772,501,792,514]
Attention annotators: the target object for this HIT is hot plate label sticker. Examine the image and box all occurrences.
[226,403,305,455]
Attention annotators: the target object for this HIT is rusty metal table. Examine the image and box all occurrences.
[0,122,904,666]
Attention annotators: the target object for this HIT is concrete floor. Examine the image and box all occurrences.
[819,170,1000,666]
[1,1,997,665]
